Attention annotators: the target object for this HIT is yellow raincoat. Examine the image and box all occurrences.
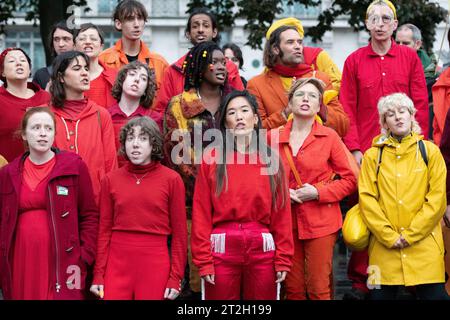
[359,133,446,286]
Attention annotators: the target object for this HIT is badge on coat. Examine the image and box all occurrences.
[57,186,69,196]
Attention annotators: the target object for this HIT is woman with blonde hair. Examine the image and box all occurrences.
[274,77,357,300]
[359,92,449,300]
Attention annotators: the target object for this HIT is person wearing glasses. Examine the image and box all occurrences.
[340,0,429,300]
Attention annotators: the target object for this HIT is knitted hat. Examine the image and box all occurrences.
[266,17,304,40]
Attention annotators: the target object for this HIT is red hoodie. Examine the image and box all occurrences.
[51,99,118,202]
[0,83,50,162]
[153,54,244,115]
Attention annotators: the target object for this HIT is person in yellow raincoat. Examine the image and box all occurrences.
[359,92,449,300]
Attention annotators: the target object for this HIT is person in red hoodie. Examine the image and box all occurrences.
[89,116,187,300]
[108,61,162,167]
[0,107,98,300]
[75,23,117,109]
[191,90,293,300]
[49,51,118,202]
[153,7,244,115]
[0,48,50,162]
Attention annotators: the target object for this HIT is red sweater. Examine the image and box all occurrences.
[84,63,117,109]
[93,161,187,289]
[0,83,50,162]
[191,152,293,276]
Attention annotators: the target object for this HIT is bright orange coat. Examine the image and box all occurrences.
[273,120,357,239]
[432,67,450,146]
[247,69,349,137]
[98,39,168,109]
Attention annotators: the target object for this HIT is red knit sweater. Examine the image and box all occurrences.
[191,152,294,277]
[93,161,187,289]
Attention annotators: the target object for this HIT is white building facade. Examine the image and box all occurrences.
[1,0,449,79]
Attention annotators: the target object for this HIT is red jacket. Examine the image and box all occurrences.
[273,120,357,239]
[340,40,429,153]
[432,67,450,146]
[0,150,99,300]
[84,61,118,109]
[153,54,244,115]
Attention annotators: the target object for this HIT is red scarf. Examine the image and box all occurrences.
[271,63,312,78]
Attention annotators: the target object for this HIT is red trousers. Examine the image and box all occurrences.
[103,231,170,300]
[284,232,337,300]
[203,222,278,300]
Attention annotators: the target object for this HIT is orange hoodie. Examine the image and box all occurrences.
[432,67,450,146]
[51,99,118,202]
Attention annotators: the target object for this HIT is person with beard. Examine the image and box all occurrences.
[75,23,117,109]
[99,0,168,109]
[0,48,50,162]
[49,51,117,203]
[340,0,429,300]
[247,24,348,137]
[153,7,243,115]
[164,41,230,299]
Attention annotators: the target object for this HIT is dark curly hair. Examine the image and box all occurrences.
[119,116,163,161]
[185,7,221,44]
[183,41,223,91]
[111,61,156,108]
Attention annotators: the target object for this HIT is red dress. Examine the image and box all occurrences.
[11,156,56,300]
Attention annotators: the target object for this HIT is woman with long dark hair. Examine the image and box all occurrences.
[191,90,293,300]
[49,51,117,202]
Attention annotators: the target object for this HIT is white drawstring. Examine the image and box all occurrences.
[60,117,70,141]
[74,119,80,154]
[201,278,205,300]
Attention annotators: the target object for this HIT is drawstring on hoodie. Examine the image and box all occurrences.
[60,117,80,154]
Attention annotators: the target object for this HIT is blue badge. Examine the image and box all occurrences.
[57,186,69,196]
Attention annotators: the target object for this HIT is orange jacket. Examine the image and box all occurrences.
[273,120,357,239]
[432,67,450,146]
[247,69,349,137]
[98,39,168,109]
[51,99,118,202]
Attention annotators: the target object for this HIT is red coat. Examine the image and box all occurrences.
[84,61,118,109]
[153,54,244,115]
[432,67,450,146]
[0,150,99,300]
[273,120,357,239]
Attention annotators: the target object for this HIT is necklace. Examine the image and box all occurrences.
[132,172,149,185]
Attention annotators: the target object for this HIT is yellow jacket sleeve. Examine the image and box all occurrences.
[359,148,400,248]
[316,51,342,93]
[402,143,447,245]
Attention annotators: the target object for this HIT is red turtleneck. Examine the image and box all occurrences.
[93,161,187,288]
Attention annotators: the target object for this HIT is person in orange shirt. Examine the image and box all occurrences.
[98,0,168,108]
[273,78,357,300]
[75,23,117,109]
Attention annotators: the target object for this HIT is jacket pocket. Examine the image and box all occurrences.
[430,232,444,255]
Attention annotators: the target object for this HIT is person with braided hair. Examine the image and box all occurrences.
[164,40,230,299]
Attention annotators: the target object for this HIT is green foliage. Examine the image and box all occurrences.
[187,0,448,53]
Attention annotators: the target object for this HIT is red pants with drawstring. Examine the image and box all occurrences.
[203,222,278,300]
[103,231,170,300]
[284,232,337,300]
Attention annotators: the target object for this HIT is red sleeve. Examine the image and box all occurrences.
[270,170,294,272]
[439,109,450,203]
[100,109,118,173]
[191,161,215,277]
[409,53,429,139]
[92,176,113,285]
[315,133,357,202]
[77,159,100,267]
[166,174,188,290]
[341,55,361,151]
[226,60,244,90]
[154,67,177,115]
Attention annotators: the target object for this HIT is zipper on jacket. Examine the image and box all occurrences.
[48,186,61,293]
